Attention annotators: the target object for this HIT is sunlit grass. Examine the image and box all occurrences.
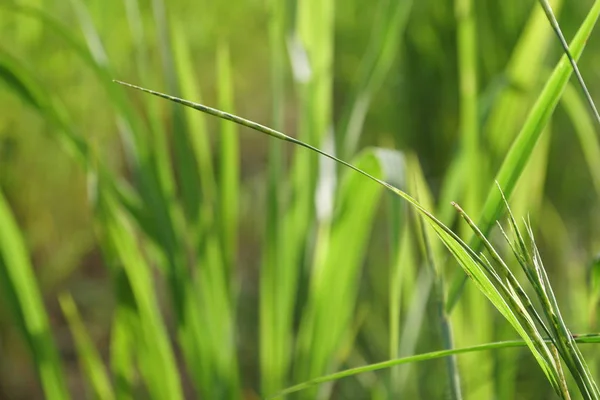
[0,0,600,399]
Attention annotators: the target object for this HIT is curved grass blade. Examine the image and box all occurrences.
[113,80,444,225]
[267,334,600,399]
[114,80,572,396]
[0,49,44,110]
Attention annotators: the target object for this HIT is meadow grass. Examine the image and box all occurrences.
[1,0,600,399]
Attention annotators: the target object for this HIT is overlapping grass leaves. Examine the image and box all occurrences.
[115,80,599,399]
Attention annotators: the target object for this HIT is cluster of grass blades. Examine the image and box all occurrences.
[1,0,600,398]
[114,77,600,399]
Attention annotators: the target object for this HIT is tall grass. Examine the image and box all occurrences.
[1,0,600,399]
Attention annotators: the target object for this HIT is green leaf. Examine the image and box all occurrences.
[0,189,70,400]
[59,293,115,400]
[267,334,600,399]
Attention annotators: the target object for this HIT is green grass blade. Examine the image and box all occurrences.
[520,222,600,397]
[109,283,138,400]
[0,188,70,400]
[561,82,600,196]
[191,234,242,399]
[294,148,406,392]
[261,0,288,393]
[339,0,413,158]
[170,24,217,210]
[151,0,204,224]
[434,208,563,395]
[456,0,481,216]
[388,168,416,394]
[112,80,433,218]
[0,48,93,168]
[447,0,600,312]
[0,50,44,110]
[485,0,563,157]
[538,0,600,127]
[59,293,115,400]
[217,41,239,273]
[407,154,462,399]
[267,334,600,399]
[98,194,183,400]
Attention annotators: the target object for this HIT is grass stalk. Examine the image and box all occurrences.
[260,0,288,394]
[268,334,600,399]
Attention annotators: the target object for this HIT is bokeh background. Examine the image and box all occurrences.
[1,0,600,399]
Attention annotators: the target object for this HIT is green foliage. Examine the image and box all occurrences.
[1,0,600,399]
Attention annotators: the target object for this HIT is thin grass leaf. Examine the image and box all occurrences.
[0,188,70,400]
[0,49,44,110]
[289,8,336,395]
[260,0,289,394]
[456,0,481,216]
[294,148,405,393]
[339,0,413,158]
[485,0,563,154]
[405,154,461,397]
[498,193,599,398]
[217,41,239,274]
[109,285,138,400]
[538,0,600,128]
[151,0,205,226]
[0,47,93,169]
[526,225,600,398]
[59,293,115,400]
[431,210,564,396]
[97,193,183,400]
[190,232,242,399]
[267,334,600,399]
[169,32,215,187]
[388,196,416,395]
[561,82,600,196]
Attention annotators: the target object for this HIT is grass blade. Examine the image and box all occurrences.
[294,148,405,395]
[0,188,70,400]
[339,0,413,158]
[538,0,600,128]
[261,0,289,394]
[407,155,462,399]
[217,41,239,274]
[268,334,600,399]
[456,0,481,216]
[59,293,115,400]
[98,193,183,400]
[561,82,600,196]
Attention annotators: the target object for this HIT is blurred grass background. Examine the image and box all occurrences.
[1,0,600,398]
